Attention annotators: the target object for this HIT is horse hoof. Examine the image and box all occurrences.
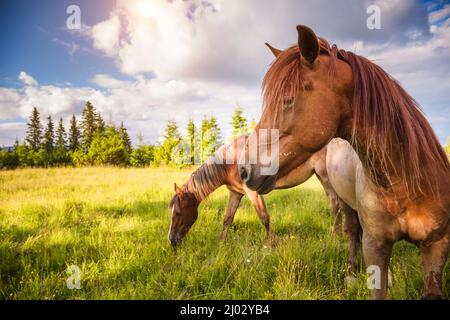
[344,275,357,288]
[421,293,444,300]
[266,233,278,247]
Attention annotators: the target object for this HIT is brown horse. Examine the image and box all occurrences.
[238,25,450,299]
[168,135,343,246]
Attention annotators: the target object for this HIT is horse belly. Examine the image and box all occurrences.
[326,138,358,209]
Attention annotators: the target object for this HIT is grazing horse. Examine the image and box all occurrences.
[238,25,449,299]
[168,135,343,246]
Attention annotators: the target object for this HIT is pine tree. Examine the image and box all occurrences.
[119,122,132,154]
[56,117,66,150]
[201,116,222,162]
[186,119,196,164]
[95,112,106,134]
[208,116,222,153]
[154,120,181,164]
[200,116,210,162]
[68,114,81,152]
[231,106,248,138]
[14,137,20,150]
[26,107,43,151]
[163,121,180,142]
[43,115,55,153]
[53,117,70,165]
[81,101,97,149]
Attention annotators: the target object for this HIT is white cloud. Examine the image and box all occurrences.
[19,71,38,86]
[0,88,22,119]
[0,122,25,146]
[91,15,121,56]
[351,23,450,106]
[91,74,131,89]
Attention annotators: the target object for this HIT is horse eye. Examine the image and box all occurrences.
[282,97,295,111]
[175,211,181,217]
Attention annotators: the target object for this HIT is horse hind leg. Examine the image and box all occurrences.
[420,230,449,300]
[246,189,274,240]
[254,195,272,238]
[219,191,243,240]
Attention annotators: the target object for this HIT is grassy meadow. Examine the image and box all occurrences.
[0,167,448,299]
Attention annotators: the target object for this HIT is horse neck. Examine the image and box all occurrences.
[183,158,227,203]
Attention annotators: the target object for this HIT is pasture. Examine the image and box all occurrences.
[0,167,448,299]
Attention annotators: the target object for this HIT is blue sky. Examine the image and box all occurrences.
[0,0,117,88]
[0,0,449,146]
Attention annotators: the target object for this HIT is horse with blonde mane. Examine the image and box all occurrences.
[239,25,449,299]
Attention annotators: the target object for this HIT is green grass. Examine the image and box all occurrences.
[0,167,448,299]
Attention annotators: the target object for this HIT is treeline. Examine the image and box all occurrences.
[0,101,255,169]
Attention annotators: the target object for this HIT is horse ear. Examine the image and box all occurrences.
[174,183,183,197]
[296,25,319,65]
[265,42,282,57]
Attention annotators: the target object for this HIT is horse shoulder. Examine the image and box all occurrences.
[225,164,245,194]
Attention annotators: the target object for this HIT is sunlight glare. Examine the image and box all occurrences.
[136,0,157,18]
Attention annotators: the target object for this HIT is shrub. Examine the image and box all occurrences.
[87,126,130,166]
[130,145,154,167]
[71,149,88,167]
[0,150,19,169]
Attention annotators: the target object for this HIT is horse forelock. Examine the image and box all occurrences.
[262,39,337,122]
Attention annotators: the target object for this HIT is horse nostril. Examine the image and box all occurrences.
[239,165,249,182]
[169,235,177,246]
[169,237,178,247]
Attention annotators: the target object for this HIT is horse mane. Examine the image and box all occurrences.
[262,38,449,197]
[183,157,227,202]
[344,52,449,196]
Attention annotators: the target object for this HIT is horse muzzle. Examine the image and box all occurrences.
[168,233,181,247]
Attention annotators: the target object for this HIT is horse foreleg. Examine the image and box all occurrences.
[219,191,243,240]
[420,230,449,300]
[362,231,393,300]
